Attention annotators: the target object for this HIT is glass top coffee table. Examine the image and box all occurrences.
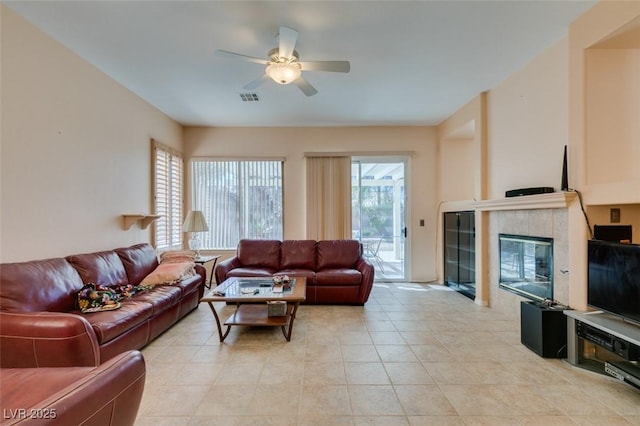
[200,276,306,342]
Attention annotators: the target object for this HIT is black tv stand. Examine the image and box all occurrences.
[565,310,640,388]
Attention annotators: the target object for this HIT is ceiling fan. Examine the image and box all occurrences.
[215,26,350,96]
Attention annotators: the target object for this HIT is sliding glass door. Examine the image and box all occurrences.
[352,158,407,281]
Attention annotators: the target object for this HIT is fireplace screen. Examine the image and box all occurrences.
[499,234,553,302]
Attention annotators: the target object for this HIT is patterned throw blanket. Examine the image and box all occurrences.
[77,283,150,313]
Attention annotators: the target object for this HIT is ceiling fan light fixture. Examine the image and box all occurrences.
[266,61,301,85]
[218,27,348,96]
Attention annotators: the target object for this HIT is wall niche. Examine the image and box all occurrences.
[584,17,640,203]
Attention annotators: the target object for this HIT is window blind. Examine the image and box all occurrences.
[191,160,283,249]
[153,140,183,251]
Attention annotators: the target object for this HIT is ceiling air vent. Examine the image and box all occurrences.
[240,93,260,102]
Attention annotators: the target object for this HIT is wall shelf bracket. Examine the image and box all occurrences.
[122,214,161,230]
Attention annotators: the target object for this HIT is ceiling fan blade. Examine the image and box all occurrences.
[278,26,298,59]
[293,77,318,97]
[299,61,351,73]
[243,74,271,90]
[215,49,268,65]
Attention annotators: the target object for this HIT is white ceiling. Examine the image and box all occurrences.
[5,1,596,127]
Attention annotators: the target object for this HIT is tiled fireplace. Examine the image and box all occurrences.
[488,208,570,318]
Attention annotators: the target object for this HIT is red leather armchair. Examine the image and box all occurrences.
[1,350,145,425]
[0,311,100,368]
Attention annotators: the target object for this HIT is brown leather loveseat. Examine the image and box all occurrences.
[214,239,374,305]
[0,243,205,365]
[0,350,145,425]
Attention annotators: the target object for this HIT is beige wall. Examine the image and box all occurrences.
[569,2,640,206]
[585,48,640,187]
[438,138,475,202]
[0,6,183,262]
[487,36,570,200]
[437,94,487,203]
[184,126,438,282]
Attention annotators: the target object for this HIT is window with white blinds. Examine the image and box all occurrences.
[191,160,283,250]
[153,140,184,251]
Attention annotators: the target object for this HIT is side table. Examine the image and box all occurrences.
[194,255,221,288]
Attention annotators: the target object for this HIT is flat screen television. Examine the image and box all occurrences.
[588,239,640,325]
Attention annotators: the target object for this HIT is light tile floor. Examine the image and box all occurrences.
[135,283,640,425]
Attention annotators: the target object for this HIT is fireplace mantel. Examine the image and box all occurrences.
[474,191,577,211]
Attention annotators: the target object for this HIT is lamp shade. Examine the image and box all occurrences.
[182,210,208,233]
[266,62,301,85]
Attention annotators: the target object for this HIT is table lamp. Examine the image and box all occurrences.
[182,210,208,258]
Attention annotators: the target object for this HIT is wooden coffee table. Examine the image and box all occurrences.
[200,276,306,342]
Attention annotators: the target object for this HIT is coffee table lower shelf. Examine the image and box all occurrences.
[205,302,300,342]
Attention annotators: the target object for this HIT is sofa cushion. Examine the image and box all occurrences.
[0,258,84,313]
[277,269,315,282]
[133,286,182,314]
[316,269,362,286]
[79,301,153,344]
[314,285,361,305]
[316,240,362,270]
[115,244,159,285]
[227,267,275,278]
[159,250,196,264]
[1,366,95,414]
[281,240,317,270]
[237,239,281,269]
[67,251,128,287]
[0,350,145,426]
[140,262,195,286]
[168,274,205,297]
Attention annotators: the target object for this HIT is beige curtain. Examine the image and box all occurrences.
[306,156,352,240]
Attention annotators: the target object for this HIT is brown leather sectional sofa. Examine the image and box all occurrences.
[0,243,205,366]
[214,239,375,305]
[1,350,145,425]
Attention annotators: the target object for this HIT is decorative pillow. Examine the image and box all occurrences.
[140,261,195,286]
[115,243,159,285]
[159,250,196,264]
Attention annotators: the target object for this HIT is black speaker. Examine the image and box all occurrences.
[520,301,567,358]
[594,225,632,243]
[505,187,554,197]
[561,145,569,191]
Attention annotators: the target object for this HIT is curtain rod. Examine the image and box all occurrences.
[304,151,415,158]
[190,156,286,162]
